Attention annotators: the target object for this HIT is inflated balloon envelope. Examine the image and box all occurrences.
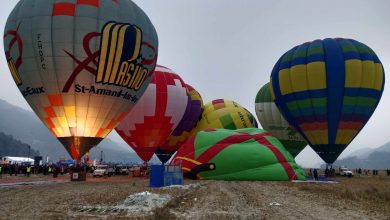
[4,0,158,159]
[270,38,385,164]
[115,65,188,162]
[156,84,204,163]
[194,99,258,132]
[171,128,306,181]
[255,82,307,157]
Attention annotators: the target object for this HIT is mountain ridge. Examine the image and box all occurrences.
[0,98,152,163]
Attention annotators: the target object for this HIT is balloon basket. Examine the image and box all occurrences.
[70,170,87,181]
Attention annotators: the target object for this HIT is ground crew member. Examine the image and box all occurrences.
[26,166,31,177]
[0,165,2,179]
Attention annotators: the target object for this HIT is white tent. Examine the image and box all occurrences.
[1,156,34,164]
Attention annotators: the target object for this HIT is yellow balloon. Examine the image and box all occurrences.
[195,99,257,132]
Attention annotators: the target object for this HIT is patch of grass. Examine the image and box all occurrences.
[294,176,390,214]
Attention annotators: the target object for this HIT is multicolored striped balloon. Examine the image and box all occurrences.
[255,83,307,157]
[270,38,385,164]
[156,84,204,163]
[171,128,306,181]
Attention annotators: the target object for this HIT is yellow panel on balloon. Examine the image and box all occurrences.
[290,64,308,93]
[269,78,276,100]
[345,60,362,88]
[373,63,384,91]
[307,62,326,90]
[360,61,375,89]
[278,69,293,95]
[57,117,69,128]
[303,131,316,145]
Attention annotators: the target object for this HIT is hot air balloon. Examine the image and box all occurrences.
[115,65,188,162]
[171,128,306,181]
[4,0,158,159]
[156,84,204,163]
[270,38,385,164]
[255,83,307,157]
[194,99,258,132]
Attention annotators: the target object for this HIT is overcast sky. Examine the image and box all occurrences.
[1,0,389,167]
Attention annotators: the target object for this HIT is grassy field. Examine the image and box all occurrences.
[294,176,390,214]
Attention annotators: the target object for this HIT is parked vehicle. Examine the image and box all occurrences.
[115,165,130,175]
[93,165,114,177]
[340,168,354,177]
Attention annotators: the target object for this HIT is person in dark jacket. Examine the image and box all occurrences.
[313,168,318,181]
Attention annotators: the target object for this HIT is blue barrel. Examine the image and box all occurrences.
[150,165,165,187]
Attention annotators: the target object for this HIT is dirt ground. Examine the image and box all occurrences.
[0,174,389,220]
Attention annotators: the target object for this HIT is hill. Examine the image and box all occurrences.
[376,141,390,153]
[0,132,40,158]
[333,141,390,169]
[0,99,154,163]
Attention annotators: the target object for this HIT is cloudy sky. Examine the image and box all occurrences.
[1,0,389,167]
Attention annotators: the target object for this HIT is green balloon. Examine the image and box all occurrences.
[171,128,306,181]
[255,83,307,157]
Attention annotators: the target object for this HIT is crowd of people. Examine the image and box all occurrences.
[354,168,387,176]
[0,163,69,178]
[306,167,390,180]
[0,162,150,179]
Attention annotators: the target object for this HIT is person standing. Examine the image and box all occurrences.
[14,163,18,176]
[313,168,319,181]
[26,165,31,177]
[0,165,3,179]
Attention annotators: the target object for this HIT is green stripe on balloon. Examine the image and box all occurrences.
[220,114,236,129]
[286,98,327,110]
[343,97,377,107]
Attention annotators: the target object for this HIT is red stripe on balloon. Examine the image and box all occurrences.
[212,99,224,105]
[338,121,363,130]
[171,136,197,166]
[300,122,328,131]
[44,107,56,118]
[70,143,80,159]
[196,132,264,163]
[77,0,99,7]
[254,135,297,180]
[154,72,168,117]
[52,3,76,16]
